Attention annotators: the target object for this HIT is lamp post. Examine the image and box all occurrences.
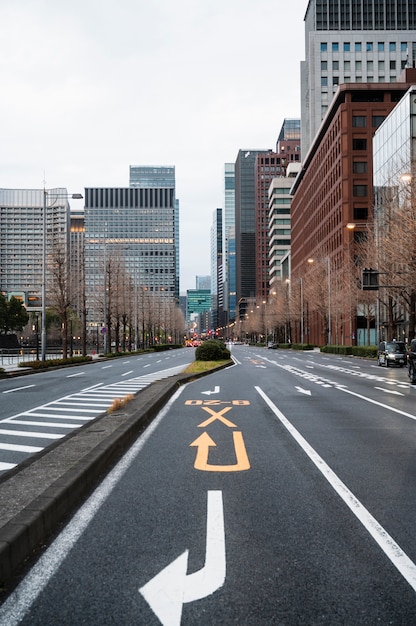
[41,189,83,361]
[308,256,331,345]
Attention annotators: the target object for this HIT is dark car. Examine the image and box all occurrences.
[408,339,416,383]
[377,340,407,368]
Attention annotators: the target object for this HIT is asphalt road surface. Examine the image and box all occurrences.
[1,345,416,625]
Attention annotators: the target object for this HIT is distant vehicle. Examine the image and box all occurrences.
[407,339,416,383]
[377,340,406,367]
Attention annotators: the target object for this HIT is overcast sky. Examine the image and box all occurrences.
[0,0,307,292]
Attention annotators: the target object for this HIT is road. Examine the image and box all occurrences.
[1,345,416,624]
[0,349,193,473]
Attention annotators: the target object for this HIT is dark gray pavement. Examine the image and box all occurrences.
[0,364,230,590]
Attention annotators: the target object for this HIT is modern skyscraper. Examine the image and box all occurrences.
[223,163,236,322]
[234,149,269,319]
[129,165,179,298]
[301,0,416,153]
[84,182,179,333]
[210,208,223,329]
[0,188,70,310]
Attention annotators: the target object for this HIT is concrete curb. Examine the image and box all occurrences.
[0,365,230,588]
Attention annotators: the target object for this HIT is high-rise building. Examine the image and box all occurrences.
[301,0,416,153]
[0,188,70,310]
[196,275,211,290]
[129,165,179,297]
[291,70,416,346]
[268,163,301,289]
[255,119,301,299]
[234,149,269,319]
[223,163,236,322]
[84,182,179,330]
[210,208,223,329]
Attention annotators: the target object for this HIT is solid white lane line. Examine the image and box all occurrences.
[3,385,36,394]
[256,386,416,594]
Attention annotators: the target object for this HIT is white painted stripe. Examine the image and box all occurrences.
[3,385,36,394]
[6,419,83,429]
[0,462,16,471]
[0,429,64,440]
[338,386,416,421]
[255,386,416,593]
[66,372,85,378]
[121,370,134,377]
[21,413,96,421]
[0,443,43,453]
[0,386,185,625]
[55,402,109,408]
[27,406,103,414]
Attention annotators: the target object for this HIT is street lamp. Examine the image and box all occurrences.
[308,256,331,345]
[41,189,83,361]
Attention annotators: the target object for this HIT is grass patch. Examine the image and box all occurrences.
[183,360,231,374]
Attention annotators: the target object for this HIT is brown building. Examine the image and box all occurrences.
[255,120,301,299]
[290,70,416,346]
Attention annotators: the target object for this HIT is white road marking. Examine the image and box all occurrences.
[3,385,35,394]
[0,387,185,626]
[0,429,64,440]
[256,386,416,594]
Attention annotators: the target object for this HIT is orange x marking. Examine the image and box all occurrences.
[198,406,237,428]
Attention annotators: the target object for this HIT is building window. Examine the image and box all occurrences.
[366,42,373,51]
[332,42,339,52]
[401,42,407,52]
[378,60,385,70]
[321,60,328,70]
[353,161,367,174]
[367,60,373,71]
[344,42,350,52]
[344,60,351,71]
[321,42,328,52]
[390,60,396,70]
[333,60,339,70]
[354,207,368,220]
[389,42,396,52]
[333,76,339,85]
[372,115,386,127]
[353,185,368,197]
[377,42,384,52]
[353,116,366,127]
[353,138,367,150]
[355,42,362,52]
[356,60,362,71]
[321,76,328,87]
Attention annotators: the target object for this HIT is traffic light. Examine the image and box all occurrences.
[362,268,379,290]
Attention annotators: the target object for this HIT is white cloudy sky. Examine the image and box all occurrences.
[0,0,307,292]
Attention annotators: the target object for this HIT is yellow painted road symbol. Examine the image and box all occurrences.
[190,431,250,472]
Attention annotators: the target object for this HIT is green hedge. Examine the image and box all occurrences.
[19,355,93,370]
[320,345,377,358]
[195,339,231,361]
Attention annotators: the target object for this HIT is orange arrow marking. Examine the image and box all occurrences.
[190,431,250,472]
[198,406,237,428]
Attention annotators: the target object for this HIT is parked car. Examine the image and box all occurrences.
[377,340,407,367]
[407,339,416,383]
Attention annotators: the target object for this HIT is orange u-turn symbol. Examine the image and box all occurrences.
[190,431,250,472]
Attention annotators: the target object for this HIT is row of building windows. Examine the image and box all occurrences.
[321,70,404,86]
[85,187,175,209]
[322,59,400,71]
[321,41,408,53]
[315,0,416,31]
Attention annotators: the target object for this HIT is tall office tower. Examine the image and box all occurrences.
[129,165,179,298]
[210,208,223,329]
[84,184,179,332]
[255,119,301,300]
[223,163,236,322]
[301,0,416,153]
[0,188,70,311]
[70,209,85,320]
[196,275,211,290]
[235,149,269,320]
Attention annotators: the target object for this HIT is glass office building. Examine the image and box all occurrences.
[0,188,70,309]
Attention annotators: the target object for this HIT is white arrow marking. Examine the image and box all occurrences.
[139,490,226,626]
[201,385,220,395]
[295,386,311,396]
[374,386,405,396]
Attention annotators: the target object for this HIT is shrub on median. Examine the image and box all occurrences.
[195,339,231,361]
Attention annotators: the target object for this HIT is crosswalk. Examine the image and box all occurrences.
[0,364,187,474]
